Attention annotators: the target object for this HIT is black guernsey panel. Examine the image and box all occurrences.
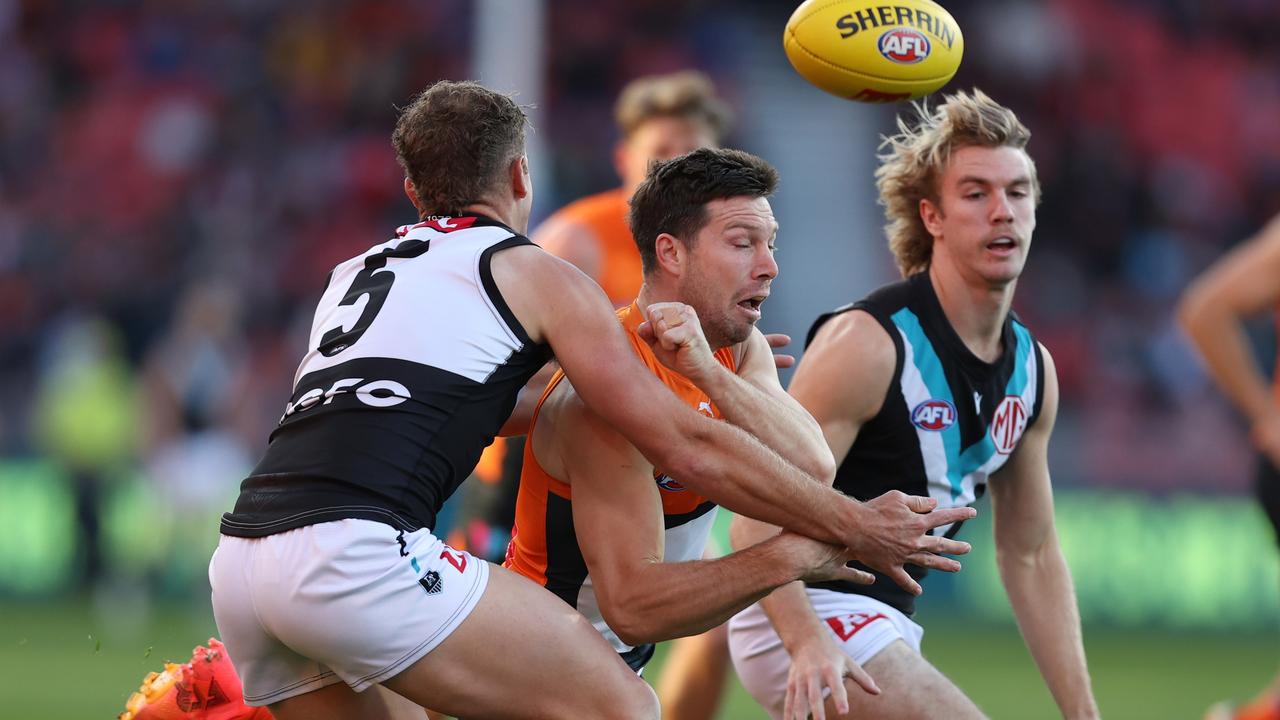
[222,215,551,537]
[806,273,1045,615]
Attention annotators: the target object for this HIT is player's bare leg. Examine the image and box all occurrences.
[656,625,731,720]
[270,683,423,720]
[380,564,659,720]
[821,640,986,720]
[266,565,655,720]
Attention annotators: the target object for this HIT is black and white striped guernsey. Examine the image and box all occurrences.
[806,272,1045,615]
[221,214,551,538]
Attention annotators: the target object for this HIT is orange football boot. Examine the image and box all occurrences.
[120,638,272,720]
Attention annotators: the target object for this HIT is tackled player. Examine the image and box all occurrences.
[207,81,981,720]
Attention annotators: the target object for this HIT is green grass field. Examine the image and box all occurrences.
[1,600,1273,719]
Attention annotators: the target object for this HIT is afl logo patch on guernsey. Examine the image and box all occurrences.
[878,28,931,64]
[655,474,686,492]
[991,395,1029,454]
[911,399,956,431]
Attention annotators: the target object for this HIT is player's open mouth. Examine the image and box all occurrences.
[986,237,1018,255]
[737,295,767,319]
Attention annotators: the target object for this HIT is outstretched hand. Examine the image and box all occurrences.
[846,491,975,596]
[782,634,879,720]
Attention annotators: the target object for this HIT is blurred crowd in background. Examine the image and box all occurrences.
[2,0,1279,596]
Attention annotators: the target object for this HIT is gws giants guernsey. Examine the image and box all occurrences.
[807,272,1044,615]
[221,214,551,538]
[504,302,736,671]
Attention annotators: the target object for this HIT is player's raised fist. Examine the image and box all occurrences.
[638,302,718,383]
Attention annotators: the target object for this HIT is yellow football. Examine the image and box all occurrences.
[784,0,964,102]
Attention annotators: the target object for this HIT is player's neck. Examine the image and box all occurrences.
[461,200,527,235]
[928,264,1014,364]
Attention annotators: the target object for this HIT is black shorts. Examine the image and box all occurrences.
[1257,454,1280,546]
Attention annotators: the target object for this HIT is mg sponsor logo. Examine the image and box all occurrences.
[878,28,931,64]
[911,399,956,431]
[991,395,1028,454]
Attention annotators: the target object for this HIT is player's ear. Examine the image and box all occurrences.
[510,155,530,199]
[653,232,686,276]
[919,197,944,239]
[403,178,425,217]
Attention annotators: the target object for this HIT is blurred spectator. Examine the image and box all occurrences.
[140,281,254,596]
[32,314,139,591]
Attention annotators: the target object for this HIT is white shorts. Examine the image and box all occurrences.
[728,588,923,720]
[209,519,489,706]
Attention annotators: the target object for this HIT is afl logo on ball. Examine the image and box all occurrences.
[878,28,931,64]
[911,399,956,431]
[991,396,1029,454]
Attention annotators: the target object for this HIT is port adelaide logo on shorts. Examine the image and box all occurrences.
[911,399,956,431]
[878,27,931,64]
[419,570,443,595]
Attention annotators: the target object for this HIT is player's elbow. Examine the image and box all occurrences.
[806,447,838,485]
[994,529,1055,574]
[1177,280,1233,337]
[611,621,651,649]
[1175,285,1210,334]
[601,597,660,647]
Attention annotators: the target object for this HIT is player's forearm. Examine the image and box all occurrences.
[604,536,806,647]
[998,541,1098,720]
[731,514,833,654]
[658,417,857,545]
[1179,301,1275,424]
[698,364,834,480]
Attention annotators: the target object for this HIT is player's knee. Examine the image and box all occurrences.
[593,672,659,720]
[617,677,661,720]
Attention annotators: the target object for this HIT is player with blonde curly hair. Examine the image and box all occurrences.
[727,90,1098,720]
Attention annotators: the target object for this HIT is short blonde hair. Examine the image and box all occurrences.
[614,70,732,141]
[876,89,1039,277]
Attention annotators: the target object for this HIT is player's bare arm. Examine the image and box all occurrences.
[531,215,605,281]
[541,386,864,647]
[731,309,916,719]
[1178,215,1280,466]
[493,244,960,563]
[708,325,836,480]
[988,346,1099,720]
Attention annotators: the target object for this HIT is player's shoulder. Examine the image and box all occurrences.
[491,239,597,290]
[861,273,920,314]
[536,369,627,454]
[809,277,916,346]
[808,307,897,373]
